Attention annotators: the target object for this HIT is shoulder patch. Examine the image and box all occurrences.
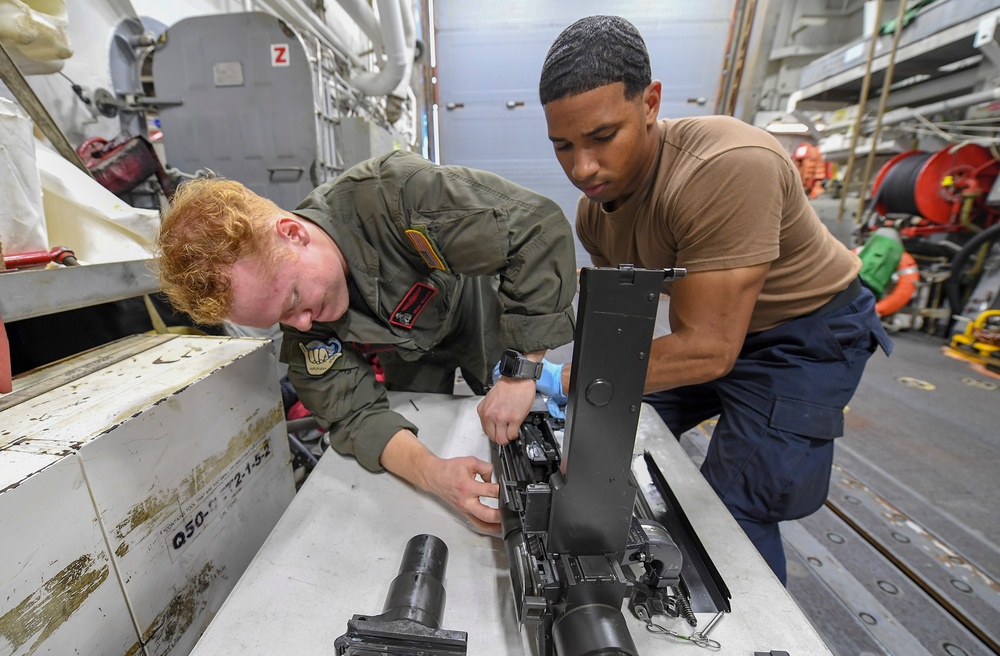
[297,338,344,376]
[405,226,448,271]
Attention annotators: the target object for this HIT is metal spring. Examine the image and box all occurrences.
[674,586,697,627]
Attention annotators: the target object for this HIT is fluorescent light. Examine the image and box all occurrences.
[766,122,810,134]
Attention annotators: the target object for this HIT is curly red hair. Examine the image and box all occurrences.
[156,178,285,325]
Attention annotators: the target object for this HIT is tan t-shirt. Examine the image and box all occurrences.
[576,116,861,333]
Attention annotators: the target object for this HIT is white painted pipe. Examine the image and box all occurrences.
[390,0,416,98]
[349,0,407,97]
[335,0,383,52]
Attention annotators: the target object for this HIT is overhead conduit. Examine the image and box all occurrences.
[336,0,384,53]
[392,0,416,98]
[346,0,408,97]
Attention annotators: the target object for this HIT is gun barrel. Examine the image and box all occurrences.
[380,534,449,629]
[552,603,638,656]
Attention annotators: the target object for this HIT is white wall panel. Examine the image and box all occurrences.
[433,1,734,266]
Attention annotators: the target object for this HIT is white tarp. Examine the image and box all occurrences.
[0,96,46,256]
[35,142,159,264]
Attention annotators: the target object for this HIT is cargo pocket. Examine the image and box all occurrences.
[770,396,844,440]
[761,396,841,521]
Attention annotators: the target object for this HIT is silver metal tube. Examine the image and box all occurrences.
[878,88,1000,128]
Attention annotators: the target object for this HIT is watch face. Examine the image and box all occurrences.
[499,350,544,380]
[500,349,531,379]
[499,350,518,377]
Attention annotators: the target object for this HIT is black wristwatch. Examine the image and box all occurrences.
[498,349,543,381]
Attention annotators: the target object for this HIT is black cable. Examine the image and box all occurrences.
[57,69,91,106]
[902,237,960,259]
[876,153,932,217]
[944,222,1000,332]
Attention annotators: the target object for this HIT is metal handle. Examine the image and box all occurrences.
[445,102,464,110]
[267,166,304,182]
[506,100,525,109]
[137,97,185,107]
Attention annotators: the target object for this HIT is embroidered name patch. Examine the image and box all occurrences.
[390,282,437,329]
[405,227,447,271]
[297,338,343,376]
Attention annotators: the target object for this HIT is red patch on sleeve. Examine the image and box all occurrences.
[389,282,437,329]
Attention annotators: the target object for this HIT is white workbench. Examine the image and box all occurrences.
[190,393,833,655]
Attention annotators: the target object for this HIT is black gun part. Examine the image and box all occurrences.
[334,534,468,655]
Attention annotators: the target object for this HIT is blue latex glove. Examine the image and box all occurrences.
[537,360,565,400]
[545,396,566,420]
[540,360,568,419]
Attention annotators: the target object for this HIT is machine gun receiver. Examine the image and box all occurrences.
[494,266,690,656]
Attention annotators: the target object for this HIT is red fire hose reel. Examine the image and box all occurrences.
[870,144,1000,237]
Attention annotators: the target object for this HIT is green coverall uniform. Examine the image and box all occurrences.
[280,151,577,472]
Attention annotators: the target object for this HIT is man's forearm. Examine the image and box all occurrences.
[378,425,503,531]
[379,429,434,491]
[642,330,734,393]
[557,330,732,397]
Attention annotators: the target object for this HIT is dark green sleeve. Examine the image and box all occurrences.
[279,330,418,472]
[399,159,577,352]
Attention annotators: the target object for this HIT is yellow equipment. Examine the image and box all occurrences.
[949,310,1000,362]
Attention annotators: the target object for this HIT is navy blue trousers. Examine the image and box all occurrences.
[644,286,891,584]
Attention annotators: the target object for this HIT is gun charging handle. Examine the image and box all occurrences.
[334,534,468,654]
[663,267,686,280]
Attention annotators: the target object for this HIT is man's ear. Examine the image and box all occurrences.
[276,216,310,245]
[643,81,662,125]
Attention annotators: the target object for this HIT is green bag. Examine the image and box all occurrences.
[858,229,905,298]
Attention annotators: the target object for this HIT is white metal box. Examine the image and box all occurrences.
[0,455,137,655]
[0,335,295,656]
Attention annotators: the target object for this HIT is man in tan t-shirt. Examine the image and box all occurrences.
[482,15,891,585]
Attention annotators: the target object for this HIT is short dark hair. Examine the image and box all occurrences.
[539,15,651,105]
